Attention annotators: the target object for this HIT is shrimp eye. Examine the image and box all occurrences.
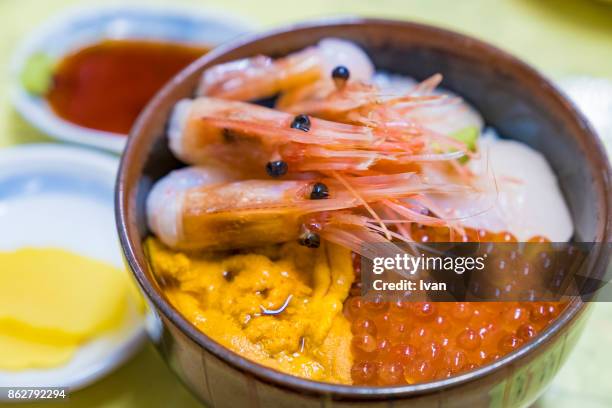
[310,182,329,200]
[290,114,311,132]
[298,232,320,248]
[331,65,350,85]
[266,160,288,177]
[331,65,350,80]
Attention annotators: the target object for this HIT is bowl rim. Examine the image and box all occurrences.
[116,17,612,398]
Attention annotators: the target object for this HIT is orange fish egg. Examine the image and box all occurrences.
[345,226,562,386]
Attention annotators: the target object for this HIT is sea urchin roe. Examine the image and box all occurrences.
[345,226,563,386]
[147,238,355,384]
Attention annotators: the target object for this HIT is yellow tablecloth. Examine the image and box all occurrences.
[1,0,611,407]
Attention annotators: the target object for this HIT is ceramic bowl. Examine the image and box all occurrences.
[116,18,612,408]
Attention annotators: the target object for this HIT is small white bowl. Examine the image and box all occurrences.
[0,144,145,395]
[10,4,254,153]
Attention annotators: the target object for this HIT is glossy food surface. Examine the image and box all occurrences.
[47,39,208,134]
[347,227,564,386]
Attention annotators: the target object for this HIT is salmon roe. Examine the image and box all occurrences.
[345,226,564,386]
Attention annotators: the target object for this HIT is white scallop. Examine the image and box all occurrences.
[424,130,574,242]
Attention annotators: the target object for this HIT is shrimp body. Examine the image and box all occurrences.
[169,97,381,172]
[169,97,466,173]
[147,166,466,251]
[148,40,565,258]
[197,38,374,101]
[279,73,484,142]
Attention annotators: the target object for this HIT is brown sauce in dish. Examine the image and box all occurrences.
[46,39,208,135]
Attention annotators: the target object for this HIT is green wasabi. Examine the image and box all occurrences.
[20,52,55,96]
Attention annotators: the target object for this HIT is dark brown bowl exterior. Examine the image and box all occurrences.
[116,19,612,408]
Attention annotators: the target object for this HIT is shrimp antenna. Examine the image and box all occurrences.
[412,73,443,95]
[416,144,503,228]
[456,142,502,224]
[331,171,391,240]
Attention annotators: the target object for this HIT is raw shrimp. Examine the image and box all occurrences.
[275,71,482,166]
[197,38,374,101]
[169,97,467,173]
[278,72,484,143]
[376,73,485,139]
[146,166,469,251]
[146,165,242,248]
[276,73,440,118]
[150,38,573,262]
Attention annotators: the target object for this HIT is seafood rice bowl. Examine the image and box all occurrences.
[142,37,578,387]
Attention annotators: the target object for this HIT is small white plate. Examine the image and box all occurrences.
[10,4,254,153]
[0,144,146,396]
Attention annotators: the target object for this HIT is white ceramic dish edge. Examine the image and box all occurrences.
[0,144,147,396]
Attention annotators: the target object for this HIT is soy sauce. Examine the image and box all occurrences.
[46,39,208,135]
